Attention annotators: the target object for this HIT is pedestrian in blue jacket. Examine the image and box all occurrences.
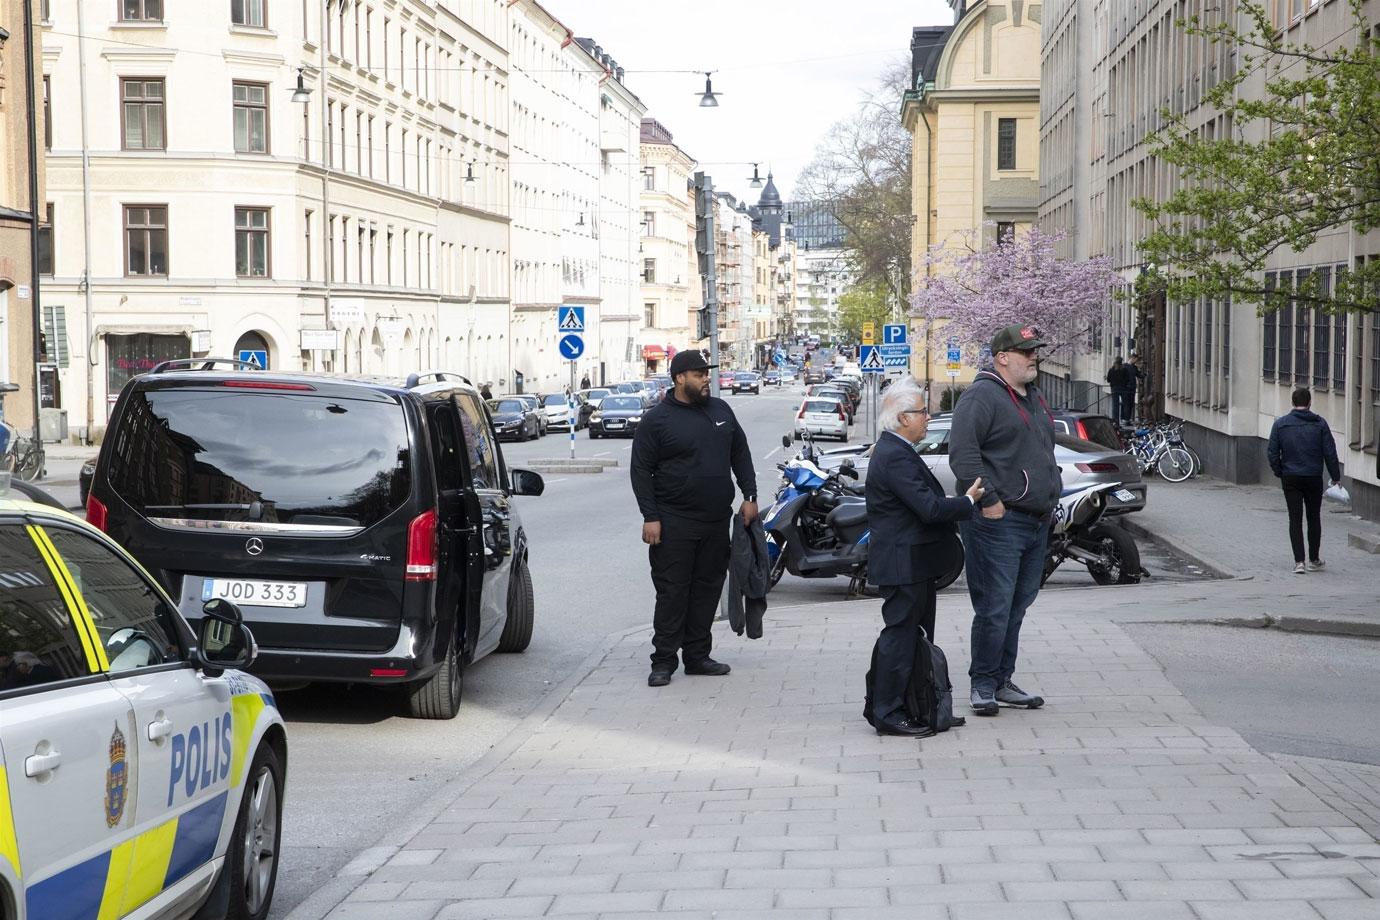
[1267,388,1342,574]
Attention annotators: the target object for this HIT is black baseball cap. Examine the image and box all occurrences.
[668,350,717,377]
[990,323,1049,354]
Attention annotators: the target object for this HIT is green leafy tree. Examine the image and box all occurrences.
[835,279,894,343]
[1135,0,1380,313]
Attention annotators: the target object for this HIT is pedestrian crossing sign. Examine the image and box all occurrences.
[860,346,885,374]
[558,305,586,333]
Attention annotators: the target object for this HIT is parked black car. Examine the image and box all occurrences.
[589,394,647,438]
[488,397,542,441]
[86,362,544,719]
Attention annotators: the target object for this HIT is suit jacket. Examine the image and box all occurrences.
[727,515,769,639]
[865,431,974,586]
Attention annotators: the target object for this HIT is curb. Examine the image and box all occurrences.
[1180,612,1380,641]
[281,620,652,920]
[1117,515,1240,581]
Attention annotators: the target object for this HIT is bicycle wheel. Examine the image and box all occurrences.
[17,441,44,482]
[1185,445,1203,477]
[1157,447,1194,482]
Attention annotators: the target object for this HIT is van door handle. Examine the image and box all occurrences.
[25,750,62,777]
[147,718,174,742]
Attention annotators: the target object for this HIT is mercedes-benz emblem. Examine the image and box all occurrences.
[245,537,264,556]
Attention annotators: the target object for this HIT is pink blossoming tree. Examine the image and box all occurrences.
[910,226,1117,359]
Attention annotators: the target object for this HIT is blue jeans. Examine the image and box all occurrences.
[961,512,1050,694]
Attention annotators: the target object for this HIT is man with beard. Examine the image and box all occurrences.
[949,323,1062,717]
[631,351,757,687]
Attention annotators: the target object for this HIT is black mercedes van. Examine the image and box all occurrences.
[86,361,543,719]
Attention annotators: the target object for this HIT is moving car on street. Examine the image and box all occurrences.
[589,394,647,438]
[541,392,592,431]
[87,363,545,720]
[0,492,288,920]
[732,372,762,395]
[763,369,782,387]
[794,396,850,442]
[488,397,543,441]
[513,393,547,435]
[718,370,737,390]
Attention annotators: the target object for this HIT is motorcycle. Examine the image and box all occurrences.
[1042,481,1143,586]
[763,434,873,596]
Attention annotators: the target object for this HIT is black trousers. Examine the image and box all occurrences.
[649,515,731,671]
[1282,475,1324,563]
[871,579,938,723]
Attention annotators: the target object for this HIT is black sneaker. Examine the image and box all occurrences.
[995,679,1044,709]
[970,688,999,716]
[648,669,672,687]
[683,658,731,676]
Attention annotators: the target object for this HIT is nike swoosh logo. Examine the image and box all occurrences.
[716,421,727,427]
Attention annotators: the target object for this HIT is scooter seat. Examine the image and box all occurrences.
[826,503,868,528]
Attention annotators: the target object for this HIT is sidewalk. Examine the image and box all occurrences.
[291,592,1380,920]
[1117,476,1380,637]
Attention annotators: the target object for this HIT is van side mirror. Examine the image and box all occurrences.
[195,598,256,676]
[511,467,545,496]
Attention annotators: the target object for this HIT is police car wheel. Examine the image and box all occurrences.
[226,744,283,920]
[406,623,465,719]
[497,558,534,653]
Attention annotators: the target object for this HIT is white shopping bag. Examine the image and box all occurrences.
[1324,483,1351,505]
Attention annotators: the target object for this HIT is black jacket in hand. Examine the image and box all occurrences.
[865,431,974,586]
[630,393,756,523]
[728,515,769,639]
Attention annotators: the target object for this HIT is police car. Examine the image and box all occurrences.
[0,492,287,920]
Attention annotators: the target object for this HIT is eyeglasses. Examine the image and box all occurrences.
[898,407,930,419]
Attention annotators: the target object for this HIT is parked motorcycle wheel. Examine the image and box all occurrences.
[766,537,787,588]
[1085,524,1141,585]
[1156,447,1194,482]
[936,540,965,591]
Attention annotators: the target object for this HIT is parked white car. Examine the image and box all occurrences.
[794,396,850,442]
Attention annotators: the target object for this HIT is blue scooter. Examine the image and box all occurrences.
[763,435,873,595]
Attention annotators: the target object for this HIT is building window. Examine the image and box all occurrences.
[645,303,656,327]
[1262,272,1277,380]
[997,118,1017,170]
[1278,272,1294,379]
[232,82,268,154]
[43,76,51,150]
[642,166,655,190]
[235,207,270,277]
[124,205,168,276]
[643,259,656,283]
[1313,267,1331,389]
[304,209,313,280]
[1294,269,1311,385]
[996,222,1015,245]
[120,0,162,21]
[121,79,166,150]
[642,211,655,237]
[37,204,54,276]
[231,0,265,27]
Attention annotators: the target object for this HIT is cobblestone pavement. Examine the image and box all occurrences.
[290,593,1380,920]
[1272,755,1380,841]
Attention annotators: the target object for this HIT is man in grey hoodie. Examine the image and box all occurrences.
[949,323,1063,716]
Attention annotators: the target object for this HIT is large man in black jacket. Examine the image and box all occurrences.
[631,351,758,687]
[866,377,983,735]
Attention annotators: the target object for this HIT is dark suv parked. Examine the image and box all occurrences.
[86,361,543,719]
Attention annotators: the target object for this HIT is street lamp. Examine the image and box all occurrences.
[290,67,312,103]
[747,163,763,189]
[697,72,720,107]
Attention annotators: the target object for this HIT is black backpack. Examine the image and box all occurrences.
[864,629,965,735]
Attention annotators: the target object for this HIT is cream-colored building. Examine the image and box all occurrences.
[1039,0,1380,520]
[42,0,512,436]
[637,118,694,373]
[0,0,43,436]
[901,0,1041,399]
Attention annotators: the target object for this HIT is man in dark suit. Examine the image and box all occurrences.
[866,377,984,736]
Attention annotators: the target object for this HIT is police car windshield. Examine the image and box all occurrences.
[602,397,642,410]
[107,389,412,528]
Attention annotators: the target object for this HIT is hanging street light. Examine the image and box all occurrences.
[465,161,476,183]
[747,163,764,189]
[290,67,312,104]
[576,212,586,227]
[697,72,720,108]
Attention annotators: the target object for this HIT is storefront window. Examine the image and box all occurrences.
[106,333,189,413]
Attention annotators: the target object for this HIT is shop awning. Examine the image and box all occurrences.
[642,345,666,359]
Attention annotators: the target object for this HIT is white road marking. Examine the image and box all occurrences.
[546,477,568,484]
[761,446,782,461]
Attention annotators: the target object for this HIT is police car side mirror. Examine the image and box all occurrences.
[511,467,545,497]
[195,599,257,677]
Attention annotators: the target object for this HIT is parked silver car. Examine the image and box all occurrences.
[813,415,1147,514]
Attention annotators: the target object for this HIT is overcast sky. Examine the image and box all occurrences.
[540,0,955,204]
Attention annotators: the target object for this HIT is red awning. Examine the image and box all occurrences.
[642,345,666,359]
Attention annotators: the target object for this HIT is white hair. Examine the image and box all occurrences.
[878,377,926,432]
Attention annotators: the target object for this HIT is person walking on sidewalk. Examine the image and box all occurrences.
[949,323,1062,717]
[631,350,758,687]
[1268,387,1342,574]
[866,377,984,736]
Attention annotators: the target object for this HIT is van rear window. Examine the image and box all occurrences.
[106,389,412,529]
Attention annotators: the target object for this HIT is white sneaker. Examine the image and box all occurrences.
[1293,562,1306,575]
[1308,559,1325,571]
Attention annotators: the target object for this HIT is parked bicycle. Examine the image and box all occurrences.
[1123,421,1196,482]
[0,384,45,482]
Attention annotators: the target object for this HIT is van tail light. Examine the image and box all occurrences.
[405,510,439,581]
[1076,420,1090,440]
[1075,462,1118,473]
[86,495,108,532]
[221,380,316,391]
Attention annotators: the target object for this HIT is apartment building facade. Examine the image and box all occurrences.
[637,118,694,373]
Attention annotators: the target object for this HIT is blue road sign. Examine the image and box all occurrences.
[883,323,907,345]
[773,352,787,367]
[946,348,962,364]
[879,343,910,358]
[882,355,909,367]
[558,334,585,360]
[860,345,885,374]
[948,334,960,349]
[238,349,268,369]
[558,305,586,333]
